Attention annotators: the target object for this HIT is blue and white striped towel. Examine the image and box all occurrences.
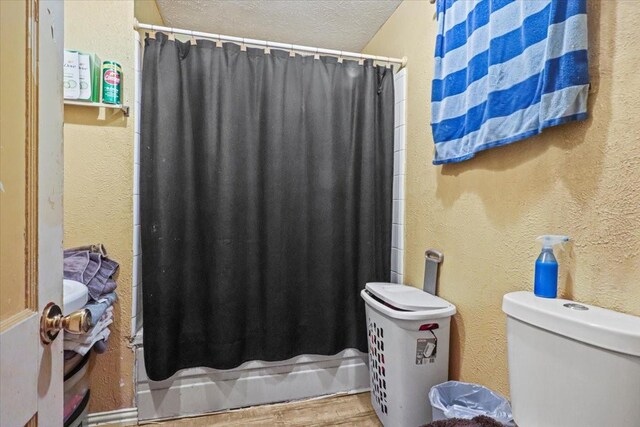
[431,0,589,165]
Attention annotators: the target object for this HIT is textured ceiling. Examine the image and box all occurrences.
[155,0,402,52]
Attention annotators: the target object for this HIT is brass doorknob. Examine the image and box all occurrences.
[40,302,92,344]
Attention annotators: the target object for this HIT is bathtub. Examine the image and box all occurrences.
[133,330,370,421]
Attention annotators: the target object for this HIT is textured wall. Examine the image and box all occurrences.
[64,0,137,412]
[364,0,640,396]
[135,0,165,26]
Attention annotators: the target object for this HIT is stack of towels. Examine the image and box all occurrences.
[63,244,119,356]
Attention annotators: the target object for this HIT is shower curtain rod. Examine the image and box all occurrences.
[134,20,408,68]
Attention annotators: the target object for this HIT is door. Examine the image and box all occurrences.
[0,1,64,426]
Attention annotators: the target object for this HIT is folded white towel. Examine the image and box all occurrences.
[63,306,114,355]
[64,327,111,355]
[65,317,113,344]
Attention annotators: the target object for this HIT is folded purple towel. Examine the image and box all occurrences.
[64,247,119,300]
[424,415,505,427]
[93,339,108,354]
[63,251,90,284]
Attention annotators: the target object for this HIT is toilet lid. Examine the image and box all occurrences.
[365,282,450,311]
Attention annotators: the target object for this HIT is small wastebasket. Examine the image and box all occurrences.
[429,381,514,426]
[361,282,457,427]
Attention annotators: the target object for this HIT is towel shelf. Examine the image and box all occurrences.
[64,100,130,117]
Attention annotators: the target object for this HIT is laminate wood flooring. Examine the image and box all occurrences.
[141,392,381,427]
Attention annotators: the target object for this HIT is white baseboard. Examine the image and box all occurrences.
[86,407,138,426]
[135,346,370,422]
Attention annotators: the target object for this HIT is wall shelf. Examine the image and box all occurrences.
[64,100,130,117]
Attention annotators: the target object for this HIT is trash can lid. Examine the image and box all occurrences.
[365,282,451,311]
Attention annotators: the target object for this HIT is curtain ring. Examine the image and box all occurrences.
[168,28,176,41]
[289,44,295,58]
[264,41,271,55]
[338,51,344,64]
[216,35,223,48]
[189,30,197,46]
[241,37,247,51]
[148,24,157,39]
[314,47,320,60]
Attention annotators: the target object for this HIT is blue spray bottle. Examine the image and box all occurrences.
[534,235,569,298]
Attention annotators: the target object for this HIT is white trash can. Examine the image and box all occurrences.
[361,282,456,427]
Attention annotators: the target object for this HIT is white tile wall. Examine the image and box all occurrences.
[392,200,404,225]
[391,68,407,284]
[394,124,405,152]
[132,32,143,335]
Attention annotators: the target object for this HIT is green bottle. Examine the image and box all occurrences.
[101,61,122,104]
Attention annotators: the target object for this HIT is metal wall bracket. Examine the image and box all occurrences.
[423,249,444,296]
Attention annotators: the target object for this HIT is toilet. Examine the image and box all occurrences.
[503,291,640,427]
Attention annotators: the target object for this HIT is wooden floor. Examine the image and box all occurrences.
[141,392,382,426]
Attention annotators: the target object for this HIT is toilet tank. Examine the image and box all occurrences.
[503,291,640,427]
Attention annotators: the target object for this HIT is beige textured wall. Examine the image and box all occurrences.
[364,0,640,396]
[64,1,137,412]
[135,0,164,26]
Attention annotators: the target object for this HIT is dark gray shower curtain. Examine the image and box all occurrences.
[141,33,394,381]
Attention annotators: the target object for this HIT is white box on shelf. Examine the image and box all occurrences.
[77,53,92,100]
[63,50,80,99]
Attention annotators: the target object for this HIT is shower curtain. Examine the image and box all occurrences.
[140,33,394,381]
